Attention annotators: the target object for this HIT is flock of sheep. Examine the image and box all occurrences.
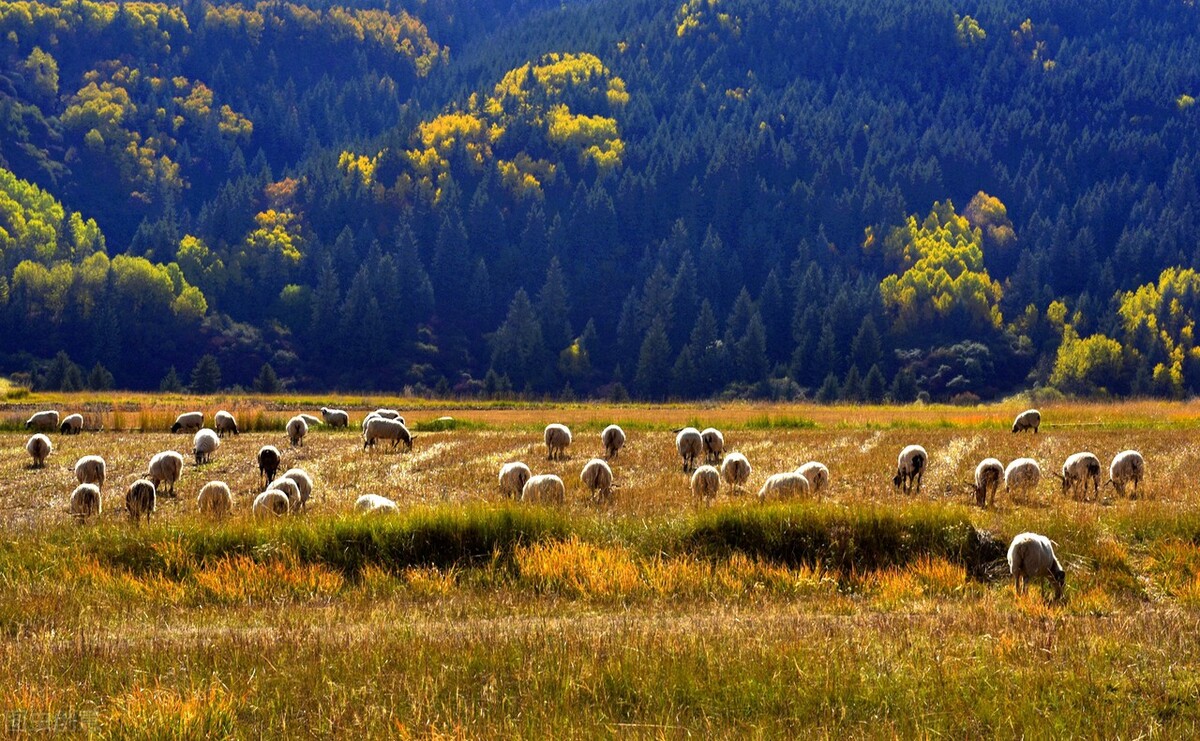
[18,405,1117,600]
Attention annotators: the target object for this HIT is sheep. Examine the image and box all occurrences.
[25,434,51,468]
[544,423,572,460]
[674,427,704,472]
[1012,408,1042,434]
[214,410,239,437]
[1004,458,1042,500]
[757,472,810,502]
[74,455,106,489]
[320,407,350,428]
[286,415,308,447]
[721,452,752,490]
[892,444,927,495]
[580,458,615,502]
[170,411,203,433]
[25,410,59,431]
[967,458,1005,508]
[125,479,157,523]
[498,462,532,498]
[360,412,380,431]
[69,483,102,522]
[700,427,725,464]
[1007,532,1065,601]
[690,465,721,504]
[362,417,414,451]
[1055,452,1102,501]
[1108,450,1146,498]
[258,446,281,488]
[371,409,404,423]
[298,413,323,427]
[355,493,399,514]
[59,413,84,435]
[521,474,566,504]
[601,424,626,459]
[796,462,830,495]
[147,450,184,497]
[268,477,303,512]
[253,490,290,519]
[193,428,220,465]
[282,468,314,510]
[197,481,233,518]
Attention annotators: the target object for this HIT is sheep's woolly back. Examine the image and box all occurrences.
[60,413,84,433]
[601,425,626,456]
[498,462,532,497]
[171,411,203,432]
[1012,408,1041,432]
[1004,458,1042,490]
[286,416,309,445]
[25,410,59,430]
[522,474,565,504]
[148,451,184,490]
[69,483,102,521]
[197,481,233,517]
[193,428,220,455]
[690,465,720,501]
[253,490,290,518]
[125,479,157,521]
[721,453,752,486]
[580,458,614,493]
[74,455,106,488]
[355,494,399,514]
[796,461,829,493]
[320,408,350,427]
[25,434,52,466]
[214,411,239,435]
[758,472,809,501]
[282,468,314,506]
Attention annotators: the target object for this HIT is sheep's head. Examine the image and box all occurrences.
[892,473,903,488]
[1050,561,1066,600]
[405,435,415,452]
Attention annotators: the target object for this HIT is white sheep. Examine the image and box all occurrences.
[170,411,203,433]
[197,481,233,518]
[674,427,704,472]
[25,410,59,431]
[371,409,404,423]
[125,478,156,523]
[268,477,303,512]
[360,412,381,431]
[298,413,323,428]
[521,473,565,504]
[286,415,308,447]
[544,423,572,460]
[74,455,106,489]
[214,410,239,437]
[721,452,752,490]
[258,446,281,488]
[69,483,102,522]
[193,428,220,465]
[580,458,615,502]
[1004,458,1042,499]
[59,413,84,435]
[320,407,350,427]
[1108,450,1146,498]
[147,450,184,497]
[968,458,1005,508]
[282,468,314,510]
[1055,452,1102,501]
[498,462,532,498]
[601,424,626,459]
[892,445,927,495]
[700,427,725,464]
[690,465,721,503]
[796,462,829,494]
[1011,408,1041,434]
[1007,532,1065,600]
[362,417,414,451]
[355,493,399,514]
[253,489,290,518]
[25,434,51,468]
[757,472,810,502]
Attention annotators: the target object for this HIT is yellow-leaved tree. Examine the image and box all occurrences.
[1116,267,1200,396]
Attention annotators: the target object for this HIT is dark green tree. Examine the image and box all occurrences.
[634,317,672,400]
[190,354,222,394]
[254,362,281,393]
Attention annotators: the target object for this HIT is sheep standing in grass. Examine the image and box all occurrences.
[125,479,156,523]
[25,410,59,431]
[258,446,281,488]
[498,462,532,498]
[253,490,290,518]
[193,428,220,465]
[197,481,233,518]
[1012,409,1042,434]
[1004,458,1042,500]
[1056,452,1102,501]
[521,474,565,504]
[268,478,302,512]
[74,455,106,489]
[721,453,752,491]
[690,465,720,504]
[675,427,703,472]
[701,428,725,464]
[371,409,404,422]
[892,445,927,495]
[758,472,810,502]
[69,483,101,522]
[580,458,615,502]
[170,411,203,434]
[282,468,314,510]
[355,494,398,514]
[286,415,308,447]
[59,413,84,435]
[320,407,350,428]
[25,434,51,468]
[214,410,239,437]
[601,425,626,459]
[969,458,1005,508]
[1008,532,1065,600]
[1108,450,1146,498]
[298,413,323,428]
[147,451,184,497]
[796,462,829,495]
[544,424,572,460]
[362,417,414,451]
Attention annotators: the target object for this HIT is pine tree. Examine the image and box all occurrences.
[634,317,672,400]
[851,316,883,371]
[863,364,887,402]
[160,366,184,393]
[691,300,727,394]
[736,311,770,385]
[891,367,919,403]
[672,344,699,399]
[537,257,573,352]
[815,373,840,403]
[841,365,864,401]
[490,289,548,391]
[87,362,114,391]
[757,270,788,364]
[190,355,222,394]
[254,363,281,393]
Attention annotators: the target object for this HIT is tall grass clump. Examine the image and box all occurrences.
[743,414,817,430]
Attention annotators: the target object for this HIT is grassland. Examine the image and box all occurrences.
[3,395,1200,736]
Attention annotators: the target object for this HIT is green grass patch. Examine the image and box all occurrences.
[742,413,818,430]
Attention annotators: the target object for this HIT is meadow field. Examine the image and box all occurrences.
[3,394,1200,736]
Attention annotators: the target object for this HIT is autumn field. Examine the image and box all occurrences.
[4,394,1200,736]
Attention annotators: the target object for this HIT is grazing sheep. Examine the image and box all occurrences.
[252,490,290,519]
[355,493,399,514]
[544,423,572,460]
[521,474,566,504]
[25,410,59,431]
[1012,408,1042,434]
[757,472,810,502]
[1008,532,1065,600]
[969,458,1005,508]
[1004,458,1042,499]
[197,481,233,518]
[282,468,314,509]
[498,462,532,498]
[25,434,51,468]
[362,417,414,451]
[69,483,102,522]
[147,450,184,497]
[601,424,626,459]
[700,428,725,464]
[360,412,380,431]
[580,458,615,502]
[892,444,927,495]
[193,428,220,465]
[258,446,281,488]
[214,410,239,437]
[268,478,302,512]
[674,427,704,472]
[721,453,752,490]
[59,413,84,434]
[170,411,203,434]
[1055,452,1102,501]
[1108,450,1146,498]
[298,413,323,428]
[690,465,721,503]
[796,462,830,495]
[74,455,106,489]
[371,409,404,423]
[125,479,157,523]
[320,407,350,428]
[286,415,308,447]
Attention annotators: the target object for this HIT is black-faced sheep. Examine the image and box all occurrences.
[892,444,927,495]
[258,446,281,488]
[1012,408,1041,434]
[59,413,84,434]
[214,410,239,437]
[170,411,203,434]
[25,410,59,431]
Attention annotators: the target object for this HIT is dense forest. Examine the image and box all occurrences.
[1,0,1198,400]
